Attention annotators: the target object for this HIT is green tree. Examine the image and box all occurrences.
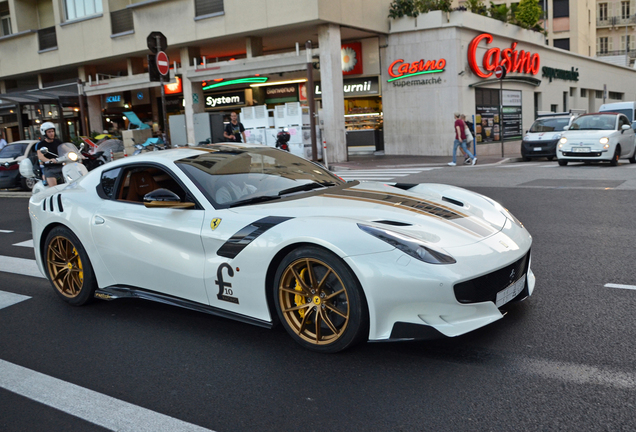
[514,0,542,29]
[489,1,510,22]
[465,0,488,15]
[388,0,419,18]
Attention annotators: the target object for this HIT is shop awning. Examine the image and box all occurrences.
[0,84,80,106]
[469,77,542,88]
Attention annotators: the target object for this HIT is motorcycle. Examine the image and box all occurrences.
[79,143,108,171]
[19,143,88,194]
[276,129,290,152]
[132,137,165,155]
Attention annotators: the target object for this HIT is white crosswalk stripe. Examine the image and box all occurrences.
[333,167,441,181]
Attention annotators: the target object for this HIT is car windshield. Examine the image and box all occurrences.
[569,114,617,131]
[176,145,344,208]
[0,143,28,159]
[529,118,570,132]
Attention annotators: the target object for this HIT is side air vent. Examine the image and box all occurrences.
[57,194,64,212]
[442,196,464,207]
[49,196,55,212]
[374,220,413,227]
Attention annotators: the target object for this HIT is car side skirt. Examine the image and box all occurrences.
[95,286,273,329]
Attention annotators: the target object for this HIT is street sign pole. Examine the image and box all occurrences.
[156,36,170,148]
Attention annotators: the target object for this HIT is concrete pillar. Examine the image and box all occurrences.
[246,36,263,58]
[87,95,103,134]
[180,47,205,144]
[0,81,6,93]
[318,24,346,163]
[127,58,145,76]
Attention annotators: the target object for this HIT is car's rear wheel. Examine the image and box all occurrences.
[273,246,368,353]
[558,160,568,166]
[629,149,636,164]
[610,146,621,166]
[547,156,554,161]
[44,226,97,306]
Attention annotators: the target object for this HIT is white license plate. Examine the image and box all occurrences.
[496,274,527,307]
[572,147,590,153]
[533,147,542,151]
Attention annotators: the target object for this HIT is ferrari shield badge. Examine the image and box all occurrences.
[211,218,222,230]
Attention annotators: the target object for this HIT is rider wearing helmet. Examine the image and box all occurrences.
[36,122,63,186]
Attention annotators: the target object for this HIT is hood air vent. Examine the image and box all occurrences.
[442,196,464,207]
[374,220,413,227]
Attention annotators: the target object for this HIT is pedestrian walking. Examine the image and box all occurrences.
[448,112,476,166]
[223,112,246,143]
[461,114,475,164]
[0,131,7,151]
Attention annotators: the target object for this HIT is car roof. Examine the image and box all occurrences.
[6,140,38,145]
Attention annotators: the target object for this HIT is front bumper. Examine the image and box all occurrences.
[557,146,609,161]
[347,218,534,342]
[521,139,558,158]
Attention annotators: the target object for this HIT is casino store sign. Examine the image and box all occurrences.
[468,33,540,78]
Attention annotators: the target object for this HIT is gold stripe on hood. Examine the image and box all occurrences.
[323,188,498,238]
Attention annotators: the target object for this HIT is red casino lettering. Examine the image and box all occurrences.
[388,58,446,78]
[467,33,540,78]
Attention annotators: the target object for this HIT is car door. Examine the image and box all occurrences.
[619,115,636,157]
[90,164,209,304]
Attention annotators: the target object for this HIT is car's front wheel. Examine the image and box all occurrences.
[21,176,36,191]
[610,145,621,166]
[558,160,568,166]
[44,226,97,306]
[273,246,368,353]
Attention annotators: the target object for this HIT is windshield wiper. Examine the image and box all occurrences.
[277,181,336,196]
[229,195,281,208]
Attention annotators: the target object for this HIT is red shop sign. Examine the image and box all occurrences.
[467,33,540,79]
[387,58,446,80]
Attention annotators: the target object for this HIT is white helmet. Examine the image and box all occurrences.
[40,122,56,136]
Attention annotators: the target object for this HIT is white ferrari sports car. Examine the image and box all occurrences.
[557,112,636,166]
[29,143,535,352]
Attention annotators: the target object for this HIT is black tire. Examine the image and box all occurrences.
[44,226,97,306]
[522,156,531,162]
[610,146,621,166]
[547,156,554,161]
[629,149,636,164]
[273,246,368,353]
[558,160,568,166]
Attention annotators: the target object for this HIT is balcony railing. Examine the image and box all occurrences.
[111,9,133,35]
[38,26,57,51]
[596,49,636,58]
[597,16,636,27]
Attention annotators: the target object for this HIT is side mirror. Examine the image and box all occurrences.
[143,188,195,209]
[79,143,85,151]
[563,126,568,131]
[621,124,630,130]
[39,146,49,154]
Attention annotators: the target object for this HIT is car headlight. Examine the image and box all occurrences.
[523,135,531,141]
[357,224,456,264]
[559,137,568,144]
[599,137,609,144]
[552,133,561,140]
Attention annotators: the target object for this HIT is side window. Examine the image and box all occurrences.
[116,166,189,204]
[98,167,122,199]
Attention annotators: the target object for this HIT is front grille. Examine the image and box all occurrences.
[562,152,603,157]
[454,251,530,304]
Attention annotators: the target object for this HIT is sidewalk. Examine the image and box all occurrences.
[330,149,523,171]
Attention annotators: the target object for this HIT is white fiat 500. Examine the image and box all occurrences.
[557,113,636,166]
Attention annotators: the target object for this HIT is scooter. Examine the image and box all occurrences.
[79,143,108,171]
[276,129,290,152]
[132,137,165,155]
[19,143,88,194]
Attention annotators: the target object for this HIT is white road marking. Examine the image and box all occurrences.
[0,229,14,233]
[0,255,44,279]
[0,290,30,309]
[0,359,215,432]
[13,239,34,248]
[605,283,636,290]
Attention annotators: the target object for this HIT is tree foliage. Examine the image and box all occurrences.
[514,0,543,29]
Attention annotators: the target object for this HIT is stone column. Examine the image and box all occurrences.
[246,36,263,58]
[180,46,204,144]
[87,95,103,134]
[318,24,346,163]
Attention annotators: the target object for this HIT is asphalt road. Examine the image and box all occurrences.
[1,159,636,431]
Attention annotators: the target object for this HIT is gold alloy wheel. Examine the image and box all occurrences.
[47,236,85,298]
[278,257,350,345]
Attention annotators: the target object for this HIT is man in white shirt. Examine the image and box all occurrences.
[0,131,7,151]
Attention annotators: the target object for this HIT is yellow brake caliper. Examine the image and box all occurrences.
[73,247,84,284]
[294,268,307,318]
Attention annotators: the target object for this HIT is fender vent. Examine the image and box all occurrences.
[43,198,46,211]
[57,194,64,212]
[49,196,55,212]
[442,196,464,207]
[374,220,412,226]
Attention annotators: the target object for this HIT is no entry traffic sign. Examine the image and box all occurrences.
[494,65,507,79]
[156,51,170,76]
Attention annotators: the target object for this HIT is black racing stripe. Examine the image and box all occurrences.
[333,189,463,220]
[217,216,294,259]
